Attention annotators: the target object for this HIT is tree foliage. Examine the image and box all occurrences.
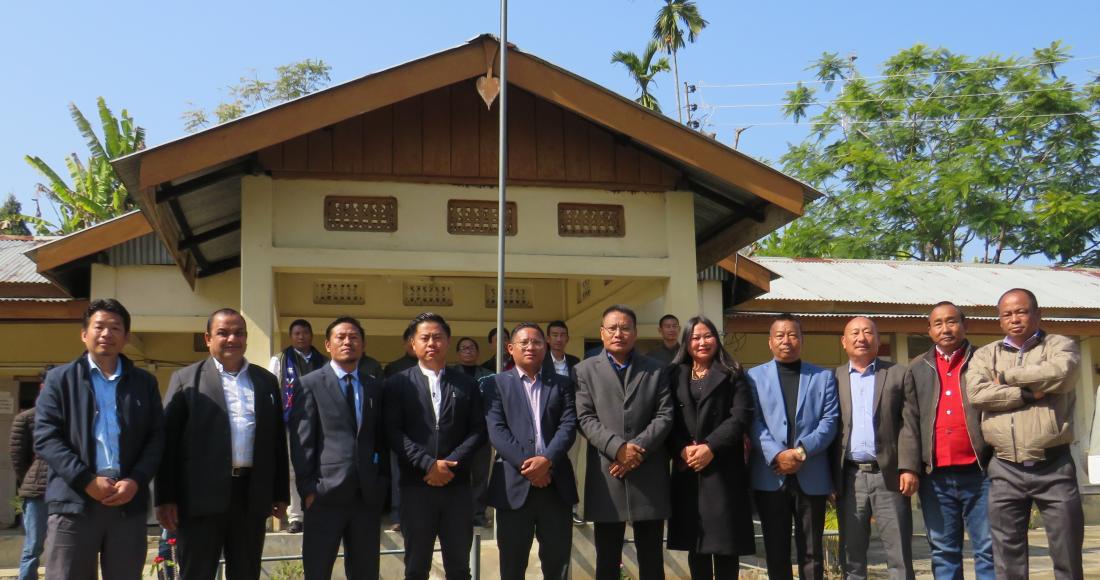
[23,98,145,234]
[759,42,1100,267]
[183,59,332,132]
[0,194,31,236]
[611,40,672,112]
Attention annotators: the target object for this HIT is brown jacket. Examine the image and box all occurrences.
[9,407,47,498]
[965,332,1080,463]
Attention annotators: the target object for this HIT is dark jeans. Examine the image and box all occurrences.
[687,552,738,580]
[755,478,827,580]
[593,519,664,580]
[918,464,993,580]
[18,497,46,580]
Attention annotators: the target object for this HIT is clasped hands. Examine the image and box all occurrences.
[679,442,714,472]
[610,442,646,479]
[772,448,804,475]
[85,476,138,507]
[424,459,459,486]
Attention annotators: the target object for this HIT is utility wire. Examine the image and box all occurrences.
[699,86,1083,110]
[695,55,1100,89]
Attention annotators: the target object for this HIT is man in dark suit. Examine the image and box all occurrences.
[385,312,486,580]
[747,314,838,580]
[542,320,580,381]
[35,299,165,580]
[831,316,919,580]
[482,326,513,372]
[289,316,389,580]
[484,323,578,580]
[157,308,289,580]
[574,305,674,580]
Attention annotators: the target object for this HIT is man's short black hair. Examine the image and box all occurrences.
[488,327,510,343]
[929,301,967,323]
[84,298,132,334]
[409,312,451,339]
[326,316,365,340]
[402,324,415,342]
[546,320,569,334]
[289,319,312,333]
[771,313,802,333]
[601,304,637,327]
[511,322,545,340]
[206,308,243,334]
[658,314,680,327]
[998,288,1039,311]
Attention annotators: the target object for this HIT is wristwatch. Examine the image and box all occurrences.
[795,446,807,461]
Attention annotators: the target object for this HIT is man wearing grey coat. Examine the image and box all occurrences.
[575,305,674,580]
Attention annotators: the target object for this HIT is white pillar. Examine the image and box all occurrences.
[698,280,724,332]
[662,190,699,321]
[893,332,910,364]
[240,176,276,364]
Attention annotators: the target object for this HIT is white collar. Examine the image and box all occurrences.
[212,357,249,377]
[418,364,445,380]
[86,353,122,381]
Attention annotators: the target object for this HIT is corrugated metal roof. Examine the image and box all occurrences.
[751,258,1100,309]
[107,233,175,266]
[0,238,51,284]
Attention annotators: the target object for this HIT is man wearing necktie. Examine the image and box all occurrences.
[156,308,289,580]
[385,313,486,580]
[289,316,390,580]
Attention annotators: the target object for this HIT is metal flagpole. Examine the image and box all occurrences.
[495,0,508,376]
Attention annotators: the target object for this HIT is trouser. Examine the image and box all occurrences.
[18,497,47,580]
[303,494,381,580]
[987,451,1084,580]
[176,475,268,580]
[918,463,993,580]
[470,442,492,522]
[754,477,826,580]
[390,451,401,523]
[687,552,738,580]
[593,519,665,580]
[45,501,147,580]
[569,434,587,518]
[838,463,915,580]
[496,486,572,580]
[400,483,474,580]
[287,439,303,524]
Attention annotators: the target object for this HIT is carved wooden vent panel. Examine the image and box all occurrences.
[557,203,625,237]
[447,199,517,236]
[314,280,366,305]
[324,196,398,232]
[403,282,454,307]
[485,285,534,309]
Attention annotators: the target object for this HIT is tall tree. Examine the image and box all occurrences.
[611,40,672,112]
[24,98,145,234]
[653,0,708,123]
[758,42,1100,267]
[0,194,31,236]
[183,59,332,132]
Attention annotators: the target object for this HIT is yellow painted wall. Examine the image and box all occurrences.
[91,264,240,331]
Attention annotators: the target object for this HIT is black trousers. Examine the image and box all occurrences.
[176,476,267,580]
[470,442,492,522]
[496,486,572,580]
[687,552,739,580]
[755,478,827,580]
[303,494,381,580]
[400,483,474,580]
[593,519,665,580]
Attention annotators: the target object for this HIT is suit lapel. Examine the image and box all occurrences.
[538,372,553,424]
[623,355,646,402]
[872,359,886,415]
[594,351,625,397]
[246,365,271,458]
[200,358,230,415]
[676,365,698,435]
[319,366,355,429]
[836,365,852,438]
[697,364,727,405]
[795,364,811,419]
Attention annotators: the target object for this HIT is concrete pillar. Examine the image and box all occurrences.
[662,190,699,321]
[240,176,276,364]
[893,332,909,364]
[698,280,724,333]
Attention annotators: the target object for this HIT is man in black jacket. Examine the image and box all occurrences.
[9,366,49,580]
[157,308,289,580]
[290,316,389,580]
[34,299,164,580]
[386,312,486,580]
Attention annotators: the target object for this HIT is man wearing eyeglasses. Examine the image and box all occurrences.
[575,305,674,580]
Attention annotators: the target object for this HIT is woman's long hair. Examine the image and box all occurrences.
[669,315,743,378]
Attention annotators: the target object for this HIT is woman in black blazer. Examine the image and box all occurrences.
[666,315,756,579]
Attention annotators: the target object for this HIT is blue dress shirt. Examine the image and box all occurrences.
[331,361,363,429]
[87,354,122,477]
[847,361,877,462]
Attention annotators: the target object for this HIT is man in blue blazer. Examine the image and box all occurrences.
[484,323,578,580]
[747,314,839,580]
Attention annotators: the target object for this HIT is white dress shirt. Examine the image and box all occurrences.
[550,352,569,377]
[213,357,256,467]
[419,364,444,424]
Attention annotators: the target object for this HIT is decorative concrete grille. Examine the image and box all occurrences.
[557,203,625,237]
[485,285,534,309]
[447,200,517,236]
[313,280,366,305]
[403,282,454,307]
[324,196,398,232]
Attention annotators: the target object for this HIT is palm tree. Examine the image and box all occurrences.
[653,0,708,122]
[24,97,145,233]
[611,40,672,112]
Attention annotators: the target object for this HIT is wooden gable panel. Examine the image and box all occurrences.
[507,89,538,180]
[535,99,565,181]
[421,87,452,176]
[478,100,499,179]
[307,129,333,172]
[450,80,481,177]
[562,110,590,182]
[363,107,393,174]
[392,96,423,175]
[588,125,615,183]
[332,117,363,173]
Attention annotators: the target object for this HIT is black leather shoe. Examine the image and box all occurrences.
[288,521,303,534]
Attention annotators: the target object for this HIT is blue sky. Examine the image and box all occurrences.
[3,1,1098,229]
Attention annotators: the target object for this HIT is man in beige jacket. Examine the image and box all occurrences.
[966,288,1083,580]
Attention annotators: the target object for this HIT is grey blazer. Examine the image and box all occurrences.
[574,350,673,523]
[831,358,919,496]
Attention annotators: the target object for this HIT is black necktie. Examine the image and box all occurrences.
[344,375,357,426]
